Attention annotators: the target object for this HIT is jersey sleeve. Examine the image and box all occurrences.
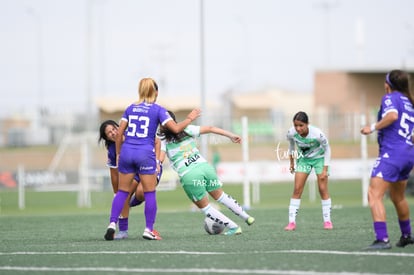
[160,139,167,152]
[286,127,296,155]
[107,143,117,168]
[120,104,131,123]
[317,129,331,166]
[184,125,201,137]
[159,107,173,126]
[381,94,399,117]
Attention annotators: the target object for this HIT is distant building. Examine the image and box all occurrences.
[225,88,313,141]
[1,115,49,147]
[1,116,31,147]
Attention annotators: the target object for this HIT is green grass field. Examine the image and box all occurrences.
[1,180,414,274]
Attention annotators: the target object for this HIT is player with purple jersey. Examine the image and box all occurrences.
[99,119,163,240]
[104,77,200,241]
[361,69,414,250]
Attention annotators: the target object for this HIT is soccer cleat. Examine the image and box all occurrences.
[152,229,161,238]
[114,230,128,240]
[323,221,333,230]
[224,226,242,236]
[396,235,414,247]
[104,222,116,241]
[246,216,255,226]
[364,240,392,250]
[284,222,296,231]
[142,228,162,240]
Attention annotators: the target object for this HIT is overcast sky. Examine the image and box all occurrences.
[1,0,413,118]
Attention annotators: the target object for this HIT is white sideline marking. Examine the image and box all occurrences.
[275,250,414,257]
[0,266,403,275]
[0,250,412,274]
[0,251,225,256]
[1,249,413,257]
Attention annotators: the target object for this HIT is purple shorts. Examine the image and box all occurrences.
[371,155,414,182]
[132,165,162,184]
[118,145,156,175]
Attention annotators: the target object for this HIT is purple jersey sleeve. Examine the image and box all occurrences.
[107,142,117,168]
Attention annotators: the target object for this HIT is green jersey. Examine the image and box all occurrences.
[160,125,208,177]
[286,125,331,165]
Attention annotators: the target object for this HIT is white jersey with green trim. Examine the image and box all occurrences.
[286,125,331,165]
[160,125,207,177]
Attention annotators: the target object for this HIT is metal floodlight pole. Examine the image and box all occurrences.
[27,7,44,125]
[79,0,93,208]
[199,0,208,158]
[314,0,339,66]
[86,0,93,128]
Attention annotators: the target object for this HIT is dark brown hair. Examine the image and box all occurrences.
[386,70,414,105]
[98,120,118,149]
[293,111,309,124]
[158,110,189,143]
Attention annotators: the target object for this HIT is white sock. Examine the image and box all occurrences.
[321,198,332,222]
[288,198,301,223]
[201,204,238,229]
[217,192,250,221]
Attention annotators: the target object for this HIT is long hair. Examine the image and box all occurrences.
[386,70,414,105]
[159,110,189,143]
[98,120,118,149]
[138,78,158,104]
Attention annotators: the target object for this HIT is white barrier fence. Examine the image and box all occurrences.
[216,158,375,183]
[216,158,374,208]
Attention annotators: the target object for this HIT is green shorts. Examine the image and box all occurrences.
[179,162,223,202]
[296,157,329,175]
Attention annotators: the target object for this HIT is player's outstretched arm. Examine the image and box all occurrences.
[165,108,201,134]
[199,126,241,144]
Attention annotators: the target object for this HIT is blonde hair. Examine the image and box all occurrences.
[138,78,158,104]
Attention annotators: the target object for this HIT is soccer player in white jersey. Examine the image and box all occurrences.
[284,111,333,231]
[159,111,255,236]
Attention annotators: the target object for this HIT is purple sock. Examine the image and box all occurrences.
[399,219,411,237]
[109,190,129,224]
[118,217,128,231]
[144,191,157,231]
[373,221,389,241]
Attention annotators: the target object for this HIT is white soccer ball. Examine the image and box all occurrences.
[204,217,225,235]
